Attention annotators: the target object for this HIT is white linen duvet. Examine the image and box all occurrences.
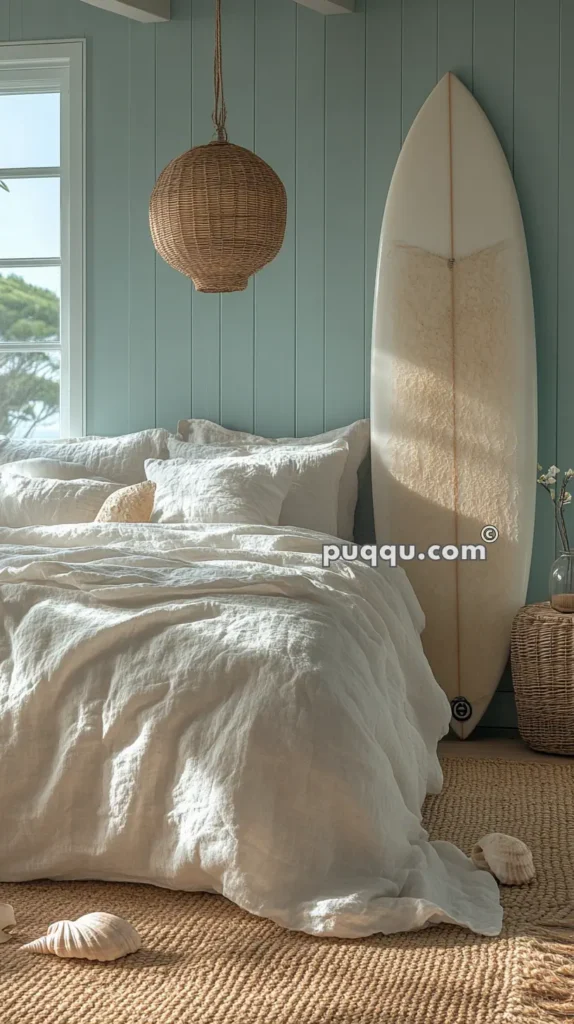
[0,521,502,938]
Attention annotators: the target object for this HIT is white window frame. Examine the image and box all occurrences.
[0,40,86,437]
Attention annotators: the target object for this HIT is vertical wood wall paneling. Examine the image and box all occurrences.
[254,0,297,438]
[127,22,157,432]
[401,0,438,138]
[9,0,23,40]
[21,0,80,39]
[219,0,256,433]
[324,2,365,430]
[476,692,517,732]
[155,0,192,432]
[364,0,402,414]
[557,1,574,547]
[473,0,515,167]
[85,6,131,434]
[472,0,516,711]
[0,4,9,38]
[294,4,325,437]
[437,0,472,87]
[514,0,560,602]
[190,0,221,425]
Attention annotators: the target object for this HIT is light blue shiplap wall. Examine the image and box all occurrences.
[3,0,571,728]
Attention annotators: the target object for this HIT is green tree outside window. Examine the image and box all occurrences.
[0,274,60,437]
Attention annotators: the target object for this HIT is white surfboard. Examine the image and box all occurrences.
[371,73,537,737]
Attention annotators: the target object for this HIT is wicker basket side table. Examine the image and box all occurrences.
[511,602,574,755]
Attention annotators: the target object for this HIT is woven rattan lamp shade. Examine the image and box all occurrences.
[150,140,287,293]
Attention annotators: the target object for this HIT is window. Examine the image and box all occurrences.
[0,41,85,439]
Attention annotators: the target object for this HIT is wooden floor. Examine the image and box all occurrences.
[439,736,570,764]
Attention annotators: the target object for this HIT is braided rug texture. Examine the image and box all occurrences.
[1,757,572,1024]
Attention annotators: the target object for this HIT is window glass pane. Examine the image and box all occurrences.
[0,92,60,168]
[0,350,60,439]
[0,268,60,344]
[0,177,60,259]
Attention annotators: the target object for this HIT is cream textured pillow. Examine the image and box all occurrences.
[95,481,157,523]
[145,454,294,526]
[0,429,169,485]
[1,458,109,481]
[167,437,348,537]
[0,475,120,528]
[175,418,370,540]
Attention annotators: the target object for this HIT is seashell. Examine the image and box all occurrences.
[0,903,16,944]
[472,832,535,885]
[21,912,141,962]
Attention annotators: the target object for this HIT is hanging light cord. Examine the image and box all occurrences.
[213,0,228,142]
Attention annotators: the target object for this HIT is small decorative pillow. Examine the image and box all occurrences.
[175,418,370,540]
[167,437,348,537]
[95,481,157,523]
[0,475,120,528]
[145,454,295,526]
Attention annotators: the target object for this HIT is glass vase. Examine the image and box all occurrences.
[549,551,574,612]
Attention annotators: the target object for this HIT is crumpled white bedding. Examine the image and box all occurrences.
[0,521,502,937]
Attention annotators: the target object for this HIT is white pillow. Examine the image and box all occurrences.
[168,437,348,537]
[0,429,169,485]
[0,474,120,527]
[175,418,370,540]
[145,454,295,526]
[0,458,110,481]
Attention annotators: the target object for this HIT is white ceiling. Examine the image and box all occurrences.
[79,0,355,22]
[293,0,354,12]
[79,0,170,22]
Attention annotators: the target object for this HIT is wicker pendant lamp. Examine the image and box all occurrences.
[149,0,287,293]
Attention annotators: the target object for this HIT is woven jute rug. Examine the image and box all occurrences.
[1,757,573,1024]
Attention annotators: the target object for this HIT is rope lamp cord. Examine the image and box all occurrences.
[212,0,228,143]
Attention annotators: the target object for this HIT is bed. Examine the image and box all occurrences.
[0,424,502,938]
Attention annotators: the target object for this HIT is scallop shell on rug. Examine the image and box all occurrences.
[472,832,535,885]
[0,903,16,943]
[21,912,141,961]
